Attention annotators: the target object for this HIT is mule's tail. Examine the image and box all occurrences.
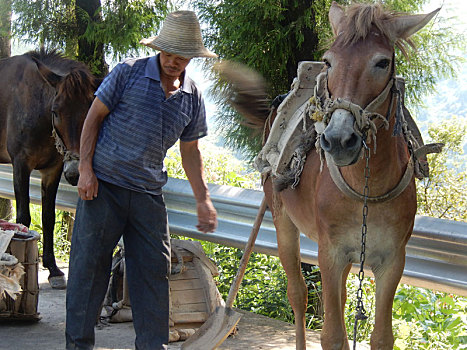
[215,61,271,131]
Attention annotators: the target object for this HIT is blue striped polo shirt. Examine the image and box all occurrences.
[93,54,208,195]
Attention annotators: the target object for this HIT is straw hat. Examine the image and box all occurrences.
[140,11,217,58]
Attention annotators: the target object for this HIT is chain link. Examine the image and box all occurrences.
[353,138,370,349]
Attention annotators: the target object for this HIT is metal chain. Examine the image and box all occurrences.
[353,139,370,349]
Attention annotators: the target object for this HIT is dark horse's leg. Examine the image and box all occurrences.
[41,165,66,289]
[13,160,32,228]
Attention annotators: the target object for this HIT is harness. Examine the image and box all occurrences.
[311,61,414,203]
[51,112,79,162]
[256,61,443,202]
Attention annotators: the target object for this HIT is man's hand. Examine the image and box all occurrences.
[77,166,99,200]
[180,140,217,233]
[196,199,217,233]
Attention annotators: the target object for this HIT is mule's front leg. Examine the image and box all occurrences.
[12,161,32,227]
[371,252,406,350]
[319,246,351,350]
[275,209,308,349]
[41,166,66,289]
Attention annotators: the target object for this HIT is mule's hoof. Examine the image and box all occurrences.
[49,275,67,289]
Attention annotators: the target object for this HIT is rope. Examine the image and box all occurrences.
[310,72,391,155]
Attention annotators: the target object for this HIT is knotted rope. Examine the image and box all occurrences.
[309,71,392,157]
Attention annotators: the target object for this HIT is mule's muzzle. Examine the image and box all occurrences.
[63,159,80,186]
[320,109,362,167]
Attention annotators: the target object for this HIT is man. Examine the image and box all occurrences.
[65,11,218,350]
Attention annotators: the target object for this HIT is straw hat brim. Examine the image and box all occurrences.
[139,11,217,58]
[140,35,217,58]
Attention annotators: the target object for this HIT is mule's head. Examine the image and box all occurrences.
[319,2,439,167]
[35,58,99,185]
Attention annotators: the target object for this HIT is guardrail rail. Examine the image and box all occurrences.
[0,164,465,296]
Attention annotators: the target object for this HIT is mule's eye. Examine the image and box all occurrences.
[375,58,390,69]
[324,59,331,68]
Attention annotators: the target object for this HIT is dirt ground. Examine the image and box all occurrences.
[0,264,369,350]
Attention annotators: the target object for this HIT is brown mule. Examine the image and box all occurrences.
[219,2,440,349]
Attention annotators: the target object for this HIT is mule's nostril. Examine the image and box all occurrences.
[344,133,359,149]
[320,133,331,151]
[65,173,80,186]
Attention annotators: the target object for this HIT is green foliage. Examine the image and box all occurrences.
[11,0,76,51]
[206,242,296,323]
[193,0,325,94]
[29,205,72,261]
[392,285,467,349]
[344,276,467,349]
[193,0,464,162]
[10,201,72,261]
[416,117,467,221]
[345,275,376,343]
[86,0,172,62]
[165,139,261,189]
[192,0,333,161]
[10,0,172,64]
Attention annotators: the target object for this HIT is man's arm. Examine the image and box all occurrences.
[77,97,110,200]
[180,140,218,233]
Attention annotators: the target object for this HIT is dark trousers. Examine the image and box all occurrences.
[65,180,170,350]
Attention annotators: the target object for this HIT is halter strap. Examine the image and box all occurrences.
[311,54,416,203]
[51,114,79,162]
[325,152,414,203]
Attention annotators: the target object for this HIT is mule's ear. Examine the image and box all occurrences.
[392,7,440,40]
[32,57,63,87]
[329,1,345,36]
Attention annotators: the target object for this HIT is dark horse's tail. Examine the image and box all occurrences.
[215,61,272,132]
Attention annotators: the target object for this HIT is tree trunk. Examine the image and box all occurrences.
[0,0,13,221]
[282,1,320,87]
[0,0,11,58]
[76,0,108,77]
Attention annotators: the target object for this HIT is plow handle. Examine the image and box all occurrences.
[225,197,268,308]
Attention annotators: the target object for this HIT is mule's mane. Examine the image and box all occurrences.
[336,3,415,57]
[26,49,97,100]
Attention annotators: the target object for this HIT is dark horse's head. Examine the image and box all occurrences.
[319,2,439,167]
[30,50,100,185]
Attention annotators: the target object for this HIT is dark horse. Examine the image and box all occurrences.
[0,49,99,288]
[219,2,439,349]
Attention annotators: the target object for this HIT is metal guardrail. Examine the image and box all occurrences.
[0,164,466,296]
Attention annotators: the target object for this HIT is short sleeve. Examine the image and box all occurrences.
[180,93,208,142]
[95,61,132,111]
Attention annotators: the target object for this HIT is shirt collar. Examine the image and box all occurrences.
[144,55,160,81]
[145,54,194,94]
